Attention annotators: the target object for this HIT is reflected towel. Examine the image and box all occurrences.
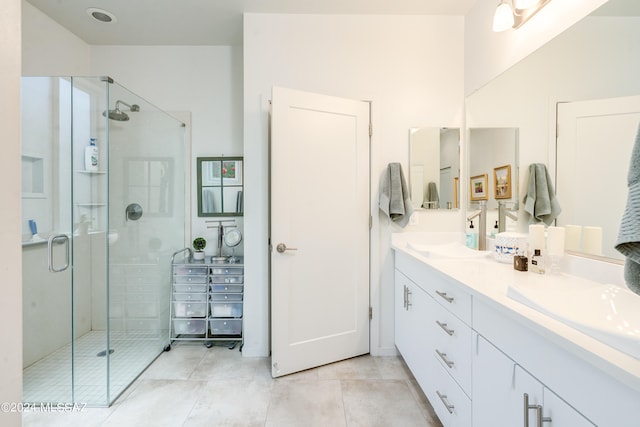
[203,188,215,213]
[615,122,640,294]
[379,163,414,227]
[522,163,561,225]
[424,182,439,209]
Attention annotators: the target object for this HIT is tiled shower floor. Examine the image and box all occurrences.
[23,330,166,405]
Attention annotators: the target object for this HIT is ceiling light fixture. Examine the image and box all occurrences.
[86,7,117,24]
[492,0,553,32]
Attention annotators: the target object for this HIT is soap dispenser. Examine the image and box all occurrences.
[491,220,499,238]
[466,220,478,249]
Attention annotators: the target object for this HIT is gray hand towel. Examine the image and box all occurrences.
[424,182,439,209]
[379,163,414,227]
[615,122,640,294]
[522,163,561,225]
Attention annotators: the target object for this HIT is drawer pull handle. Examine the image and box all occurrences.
[436,349,455,368]
[406,288,412,309]
[436,320,455,336]
[436,390,455,414]
[523,393,552,427]
[436,291,454,303]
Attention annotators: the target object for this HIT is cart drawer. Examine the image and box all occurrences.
[209,319,242,336]
[173,275,208,284]
[174,283,207,293]
[173,292,208,302]
[210,293,243,302]
[210,284,243,293]
[173,319,206,335]
[210,302,243,318]
[173,302,207,318]
[210,267,244,275]
[173,265,208,275]
[210,275,244,284]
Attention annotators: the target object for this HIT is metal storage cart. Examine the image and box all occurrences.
[168,249,243,350]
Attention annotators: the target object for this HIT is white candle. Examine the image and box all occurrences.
[583,226,603,255]
[547,226,565,256]
[565,225,582,252]
[528,224,545,252]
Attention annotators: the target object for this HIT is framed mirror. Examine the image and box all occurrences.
[465,0,640,261]
[409,127,460,210]
[197,157,243,217]
[467,128,519,212]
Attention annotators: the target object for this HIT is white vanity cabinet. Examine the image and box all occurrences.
[473,333,594,427]
[395,253,473,426]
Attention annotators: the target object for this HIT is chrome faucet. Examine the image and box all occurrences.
[467,200,487,250]
[498,201,518,233]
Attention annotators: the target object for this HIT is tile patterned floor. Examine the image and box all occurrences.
[22,342,443,427]
[23,331,165,405]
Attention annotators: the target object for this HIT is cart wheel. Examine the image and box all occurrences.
[204,341,213,348]
[163,344,171,352]
[227,342,237,350]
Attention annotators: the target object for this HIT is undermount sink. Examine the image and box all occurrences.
[407,241,492,259]
[507,280,640,359]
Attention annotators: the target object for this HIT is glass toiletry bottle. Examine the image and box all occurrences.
[85,138,99,171]
[530,249,545,274]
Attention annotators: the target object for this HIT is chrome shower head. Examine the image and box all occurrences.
[103,100,140,121]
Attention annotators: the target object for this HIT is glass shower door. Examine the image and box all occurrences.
[105,81,186,403]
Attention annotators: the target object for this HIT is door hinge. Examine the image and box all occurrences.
[369,307,373,320]
[369,215,372,230]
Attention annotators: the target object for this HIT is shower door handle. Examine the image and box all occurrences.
[48,234,70,273]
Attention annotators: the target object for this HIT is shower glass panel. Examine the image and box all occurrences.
[21,76,185,406]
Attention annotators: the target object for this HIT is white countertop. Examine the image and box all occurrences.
[391,232,640,392]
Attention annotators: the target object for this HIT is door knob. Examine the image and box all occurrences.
[276,243,298,253]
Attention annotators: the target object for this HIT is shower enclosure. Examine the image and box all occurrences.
[21,76,186,406]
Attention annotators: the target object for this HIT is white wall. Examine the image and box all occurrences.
[1,0,22,424]
[464,0,608,95]
[22,1,90,75]
[90,45,244,246]
[243,13,465,356]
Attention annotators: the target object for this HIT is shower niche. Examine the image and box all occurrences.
[21,76,186,406]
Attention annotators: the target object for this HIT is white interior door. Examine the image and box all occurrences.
[270,87,370,377]
[556,95,640,259]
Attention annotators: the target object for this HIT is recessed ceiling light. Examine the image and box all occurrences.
[86,7,117,24]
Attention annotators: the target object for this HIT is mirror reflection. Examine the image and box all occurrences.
[467,128,519,212]
[409,127,460,210]
[197,157,243,217]
[126,158,173,216]
[465,0,640,261]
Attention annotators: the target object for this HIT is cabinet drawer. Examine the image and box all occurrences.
[173,265,208,275]
[173,319,206,335]
[173,301,207,318]
[173,292,208,302]
[210,293,243,301]
[211,284,244,293]
[174,283,207,293]
[209,319,242,335]
[210,267,243,275]
[210,302,243,318]
[429,301,472,396]
[211,275,243,284]
[430,277,472,326]
[173,275,208,284]
[427,359,472,427]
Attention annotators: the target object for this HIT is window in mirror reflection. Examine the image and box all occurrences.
[126,158,173,216]
[197,157,243,217]
[409,127,460,210]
